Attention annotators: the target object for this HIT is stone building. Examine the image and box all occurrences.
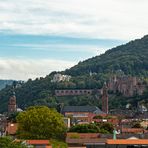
[8,92,17,113]
[55,89,95,96]
[51,73,71,83]
[62,106,104,124]
[108,75,145,97]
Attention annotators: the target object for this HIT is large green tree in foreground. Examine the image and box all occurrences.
[16,106,66,139]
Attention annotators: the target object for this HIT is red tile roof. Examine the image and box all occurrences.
[26,140,50,145]
[66,138,106,144]
[107,139,148,145]
[122,128,144,133]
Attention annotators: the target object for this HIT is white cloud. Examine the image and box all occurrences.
[0,58,76,80]
[0,0,147,40]
[11,43,107,54]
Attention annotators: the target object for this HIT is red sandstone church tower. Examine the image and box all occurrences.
[102,82,108,114]
[8,92,17,113]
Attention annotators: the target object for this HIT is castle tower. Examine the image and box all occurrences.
[102,82,108,114]
[8,92,17,113]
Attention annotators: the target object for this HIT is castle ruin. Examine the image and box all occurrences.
[108,75,145,97]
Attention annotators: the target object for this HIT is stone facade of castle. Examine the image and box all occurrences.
[55,89,101,96]
[51,73,71,83]
[108,75,145,97]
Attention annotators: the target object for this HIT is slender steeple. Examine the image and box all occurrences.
[102,82,108,114]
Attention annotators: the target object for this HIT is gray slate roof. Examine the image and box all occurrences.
[62,106,104,114]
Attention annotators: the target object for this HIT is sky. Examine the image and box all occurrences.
[0,0,148,80]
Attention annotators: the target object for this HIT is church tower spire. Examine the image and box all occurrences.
[8,91,17,113]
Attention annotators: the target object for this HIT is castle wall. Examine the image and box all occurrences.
[55,89,101,96]
[108,76,145,97]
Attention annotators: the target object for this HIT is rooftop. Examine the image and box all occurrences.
[62,106,104,114]
[26,140,50,145]
[107,139,148,145]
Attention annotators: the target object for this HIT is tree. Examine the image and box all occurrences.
[96,122,114,133]
[8,112,19,123]
[69,123,100,133]
[16,106,67,139]
[69,122,114,134]
[0,137,26,148]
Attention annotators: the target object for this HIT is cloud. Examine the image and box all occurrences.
[0,58,76,80]
[0,0,147,80]
[0,0,147,40]
[10,43,105,54]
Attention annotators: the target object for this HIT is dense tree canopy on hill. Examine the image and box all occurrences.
[64,35,148,77]
[0,80,14,90]
[0,35,148,113]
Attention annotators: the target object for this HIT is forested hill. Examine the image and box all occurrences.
[65,35,148,77]
[0,35,148,113]
[0,80,14,90]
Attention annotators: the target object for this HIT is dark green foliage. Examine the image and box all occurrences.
[69,123,100,133]
[0,80,14,90]
[51,139,67,148]
[69,122,113,134]
[61,95,100,107]
[65,35,148,77]
[16,106,67,140]
[0,137,26,148]
[8,112,19,123]
[96,122,114,133]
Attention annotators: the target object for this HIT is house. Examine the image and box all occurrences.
[121,128,146,134]
[66,133,148,148]
[62,106,105,124]
[63,117,71,128]
[66,133,106,147]
[6,123,18,136]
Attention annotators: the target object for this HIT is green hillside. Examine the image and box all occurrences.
[0,35,148,113]
[65,35,148,77]
[0,80,14,90]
